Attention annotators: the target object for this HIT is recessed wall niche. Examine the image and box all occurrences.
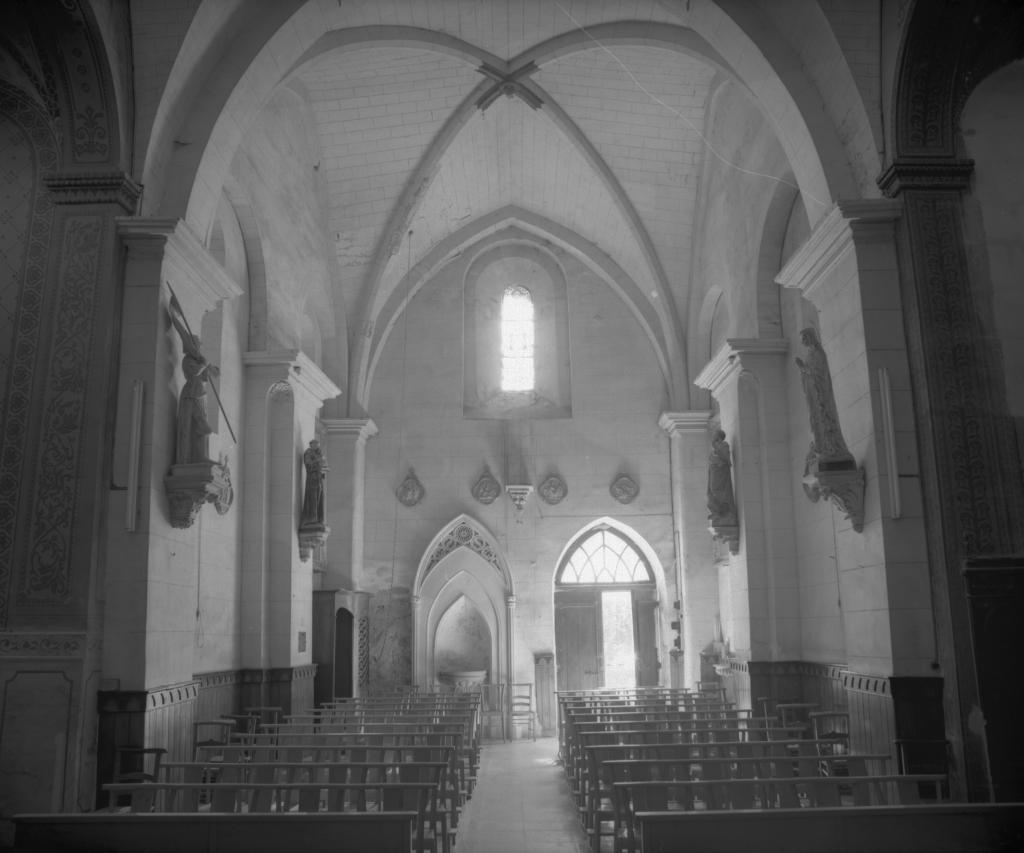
[463,239,572,419]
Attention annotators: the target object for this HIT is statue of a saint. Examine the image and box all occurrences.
[795,327,853,463]
[300,439,328,528]
[707,429,738,526]
[169,297,217,465]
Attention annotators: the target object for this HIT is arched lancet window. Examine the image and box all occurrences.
[500,285,534,391]
[557,528,652,585]
[555,527,657,691]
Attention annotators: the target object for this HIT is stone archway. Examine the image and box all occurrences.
[882,0,1024,803]
[412,515,514,690]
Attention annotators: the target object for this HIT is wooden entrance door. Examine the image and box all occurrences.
[555,586,659,690]
[554,588,602,691]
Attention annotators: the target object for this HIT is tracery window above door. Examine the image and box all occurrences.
[500,285,534,391]
[557,528,653,585]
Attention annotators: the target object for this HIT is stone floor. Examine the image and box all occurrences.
[456,736,589,853]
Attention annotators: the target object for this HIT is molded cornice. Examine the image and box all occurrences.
[775,200,902,300]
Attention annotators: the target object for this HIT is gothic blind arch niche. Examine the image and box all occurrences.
[553,519,666,692]
[463,240,571,419]
[412,515,514,690]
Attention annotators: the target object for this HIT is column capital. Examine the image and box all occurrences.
[694,339,789,397]
[117,216,243,311]
[877,158,973,196]
[244,350,342,407]
[775,199,902,302]
[505,595,517,610]
[659,411,712,436]
[45,171,141,212]
[321,418,379,443]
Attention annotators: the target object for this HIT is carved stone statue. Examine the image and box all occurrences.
[706,429,738,526]
[169,298,217,465]
[796,327,865,532]
[300,439,328,529]
[795,327,853,464]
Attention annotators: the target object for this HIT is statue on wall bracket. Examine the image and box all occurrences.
[796,327,865,532]
[299,439,330,561]
[707,429,739,553]
[163,290,234,529]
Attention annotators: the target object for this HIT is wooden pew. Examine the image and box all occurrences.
[102,780,444,853]
[13,812,415,853]
[613,774,948,853]
[635,803,1024,853]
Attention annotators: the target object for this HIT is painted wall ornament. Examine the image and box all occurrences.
[537,472,568,505]
[299,439,330,561]
[707,429,739,553]
[610,474,639,504]
[397,468,425,507]
[471,465,502,505]
[796,327,866,532]
[164,293,233,528]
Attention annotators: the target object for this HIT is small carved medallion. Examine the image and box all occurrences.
[538,473,568,505]
[396,468,425,507]
[471,465,501,505]
[610,474,639,504]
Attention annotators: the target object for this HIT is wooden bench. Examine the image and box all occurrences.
[102,780,446,853]
[612,774,948,853]
[635,803,1024,853]
[13,812,415,853]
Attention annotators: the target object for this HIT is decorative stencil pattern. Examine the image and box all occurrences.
[0,84,58,627]
[19,216,102,605]
[358,616,369,687]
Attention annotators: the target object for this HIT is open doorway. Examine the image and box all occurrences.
[334,607,354,699]
[554,525,659,691]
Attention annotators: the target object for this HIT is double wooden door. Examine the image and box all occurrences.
[554,585,659,691]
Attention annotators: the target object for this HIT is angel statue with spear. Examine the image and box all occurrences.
[168,291,232,466]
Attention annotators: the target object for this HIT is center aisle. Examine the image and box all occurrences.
[455,736,589,853]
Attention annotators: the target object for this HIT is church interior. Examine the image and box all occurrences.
[2,0,1024,849]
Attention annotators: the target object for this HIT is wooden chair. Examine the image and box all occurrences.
[509,683,536,741]
[109,747,167,810]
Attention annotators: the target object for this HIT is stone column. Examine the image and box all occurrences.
[108,218,242,689]
[5,174,143,811]
[659,411,715,689]
[97,217,241,790]
[411,595,422,689]
[505,595,517,686]
[240,350,341,712]
[695,340,799,667]
[320,418,378,591]
[777,198,945,771]
[506,594,518,738]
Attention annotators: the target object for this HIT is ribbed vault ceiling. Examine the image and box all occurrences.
[284,1,736,402]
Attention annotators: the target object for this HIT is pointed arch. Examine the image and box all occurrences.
[414,513,513,597]
[359,210,677,410]
[413,514,514,689]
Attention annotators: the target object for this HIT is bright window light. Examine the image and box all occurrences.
[501,285,534,391]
